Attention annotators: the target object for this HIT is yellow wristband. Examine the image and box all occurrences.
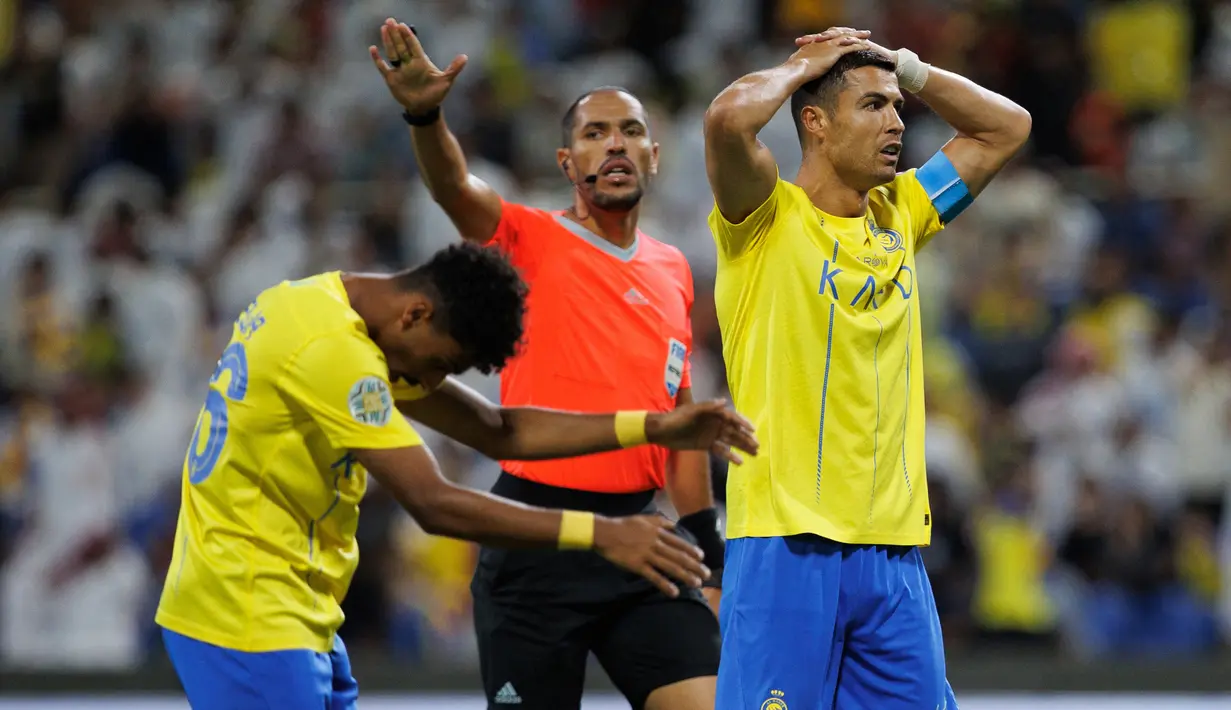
[614,410,648,448]
[558,510,595,550]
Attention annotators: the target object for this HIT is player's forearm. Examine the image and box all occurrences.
[704,60,813,138]
[913,67,1031,151]
[494,408,659,461]
[409,481,569,548]
[356,444,584,549]
[396,382,642,461]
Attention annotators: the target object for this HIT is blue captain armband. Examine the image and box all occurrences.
[915,150,973,224]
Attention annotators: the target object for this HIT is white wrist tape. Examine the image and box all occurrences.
[894,47,930,94]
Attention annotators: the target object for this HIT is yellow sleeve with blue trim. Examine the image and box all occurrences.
[708,173,784,259]
[279,330,423,450]
[904,150,974,250]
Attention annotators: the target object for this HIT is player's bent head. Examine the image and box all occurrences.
[391,243,527,383]
[558,86,659,213]
[791,50,904,190]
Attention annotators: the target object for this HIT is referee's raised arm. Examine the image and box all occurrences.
[370,18,503,243]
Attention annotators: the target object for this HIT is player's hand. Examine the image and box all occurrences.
[785,28,874,81]
[793,27,870,47]
[593,514,710,598]
[646,399,759,465]
[796,29,895,64]
[369,18,467,114]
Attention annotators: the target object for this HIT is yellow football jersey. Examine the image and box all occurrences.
[710,171,944,546]
[156,272,424,653]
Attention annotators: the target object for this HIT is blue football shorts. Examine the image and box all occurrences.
[716,535,959,710]
[162,628,359,710]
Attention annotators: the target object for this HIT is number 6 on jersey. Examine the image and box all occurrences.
[188,341,250,484]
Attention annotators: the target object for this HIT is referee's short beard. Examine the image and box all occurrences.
[589,184,644,213]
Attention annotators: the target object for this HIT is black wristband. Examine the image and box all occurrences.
[402,106,441,126]
[677,507,725,580]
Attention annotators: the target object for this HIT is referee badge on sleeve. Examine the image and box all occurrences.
[665,338,687,397]
[348,376,394,426]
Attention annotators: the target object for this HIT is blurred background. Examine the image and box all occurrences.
[2,0,1231,700]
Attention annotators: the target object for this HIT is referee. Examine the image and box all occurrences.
[371,19,725,710]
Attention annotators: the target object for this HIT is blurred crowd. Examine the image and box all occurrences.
[2,0,1231,672]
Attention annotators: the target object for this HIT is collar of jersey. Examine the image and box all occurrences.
[552,213,640,262]
[811,206,869,233]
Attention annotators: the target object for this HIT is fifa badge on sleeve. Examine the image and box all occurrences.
[664,338,687,397]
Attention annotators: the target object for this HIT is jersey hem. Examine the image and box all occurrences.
[501,468,664,495]
[726,523,930,547]
[155,610,334,654]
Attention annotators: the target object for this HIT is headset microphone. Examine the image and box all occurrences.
[561,158,597,221]
[561,157,600,185]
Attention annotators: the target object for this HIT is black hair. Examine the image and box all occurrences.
[560,85,636,147]
[397,242,527,375]
[790,50,897,141]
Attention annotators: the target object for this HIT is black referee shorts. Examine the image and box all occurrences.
[470,473,720,710]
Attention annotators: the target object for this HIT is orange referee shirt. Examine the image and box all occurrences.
[488,200,694,493]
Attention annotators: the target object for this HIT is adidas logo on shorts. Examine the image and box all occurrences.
[494,682,522,704]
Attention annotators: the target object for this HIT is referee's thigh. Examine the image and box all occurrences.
[592,590,721,710]
[472,590,591,710]
[471,547,593,710]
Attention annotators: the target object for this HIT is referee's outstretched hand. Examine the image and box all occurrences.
[647,399,759,465]
[594,515,710,597]
[369,18,467,115]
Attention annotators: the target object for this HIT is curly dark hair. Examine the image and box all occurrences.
[397,242,528,375]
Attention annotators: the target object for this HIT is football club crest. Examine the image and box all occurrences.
[348,376,393,426]
[761,689,788,710]
[664,338,687,397]
[873,226,904,253]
